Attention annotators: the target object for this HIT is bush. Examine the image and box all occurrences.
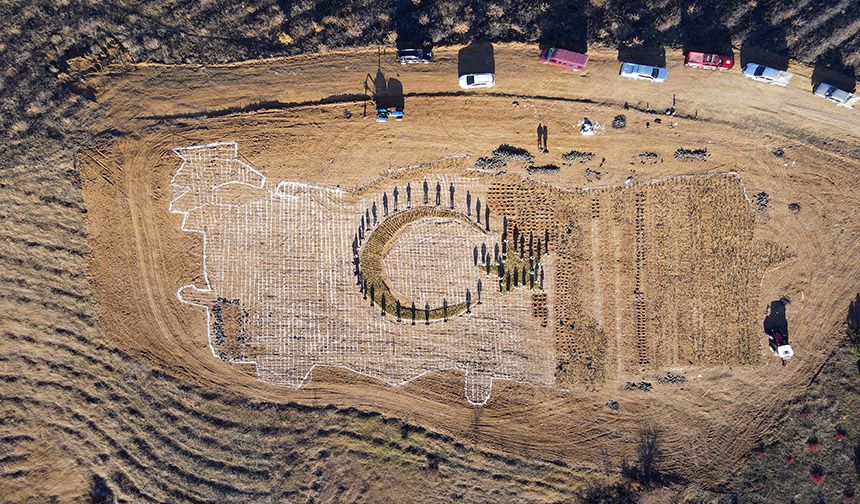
[576,481,637,503]
[621,424,663,487]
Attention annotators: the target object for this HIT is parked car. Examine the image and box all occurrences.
[619,62,668,83]
[376,107,404,122]
[459,73,496,89]
[685,52,734,70]
[742,63,793,86]
[539,47,588,71]
[397,48,432,64]
[813,82,858,108]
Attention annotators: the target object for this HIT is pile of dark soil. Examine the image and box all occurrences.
[562,150,595,163]
[527,164,561,174]
[656,372,687,384]
[475,144,534,171]
[585,167,602,180]
[674,148,709,161]
[755,192,770,212]
[624,381,653,392]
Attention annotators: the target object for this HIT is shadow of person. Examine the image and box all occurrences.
[542,125,549,151]
[848,293,860,372]
[763,299,789,338]
[458,41,495,77]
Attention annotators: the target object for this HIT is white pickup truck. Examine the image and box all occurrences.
[742,63,793,87]
[813,82,858,109]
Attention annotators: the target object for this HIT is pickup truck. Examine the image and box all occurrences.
[813,82,858,108]
[742,63,793,87]
[685,52,734,70]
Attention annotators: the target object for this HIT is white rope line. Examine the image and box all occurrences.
[169,142,553,405]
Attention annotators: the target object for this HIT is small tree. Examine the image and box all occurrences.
[513,224,519,253]
[622,424,662,487]
[529,231,534,258]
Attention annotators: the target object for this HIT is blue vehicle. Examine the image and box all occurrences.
[376,107,404,122]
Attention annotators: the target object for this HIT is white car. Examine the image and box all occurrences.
[458,73,495,89]
[813,82,858,108]
[619,62,668,83]
[742,63,793,87]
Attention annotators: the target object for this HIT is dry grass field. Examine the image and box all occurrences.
[2,3,860,501]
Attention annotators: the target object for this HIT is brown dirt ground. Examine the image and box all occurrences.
[69,43,860,494]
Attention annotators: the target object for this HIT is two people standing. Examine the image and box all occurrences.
[536,123,549,152]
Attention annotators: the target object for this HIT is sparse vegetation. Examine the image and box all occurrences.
[3,1,860,502]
